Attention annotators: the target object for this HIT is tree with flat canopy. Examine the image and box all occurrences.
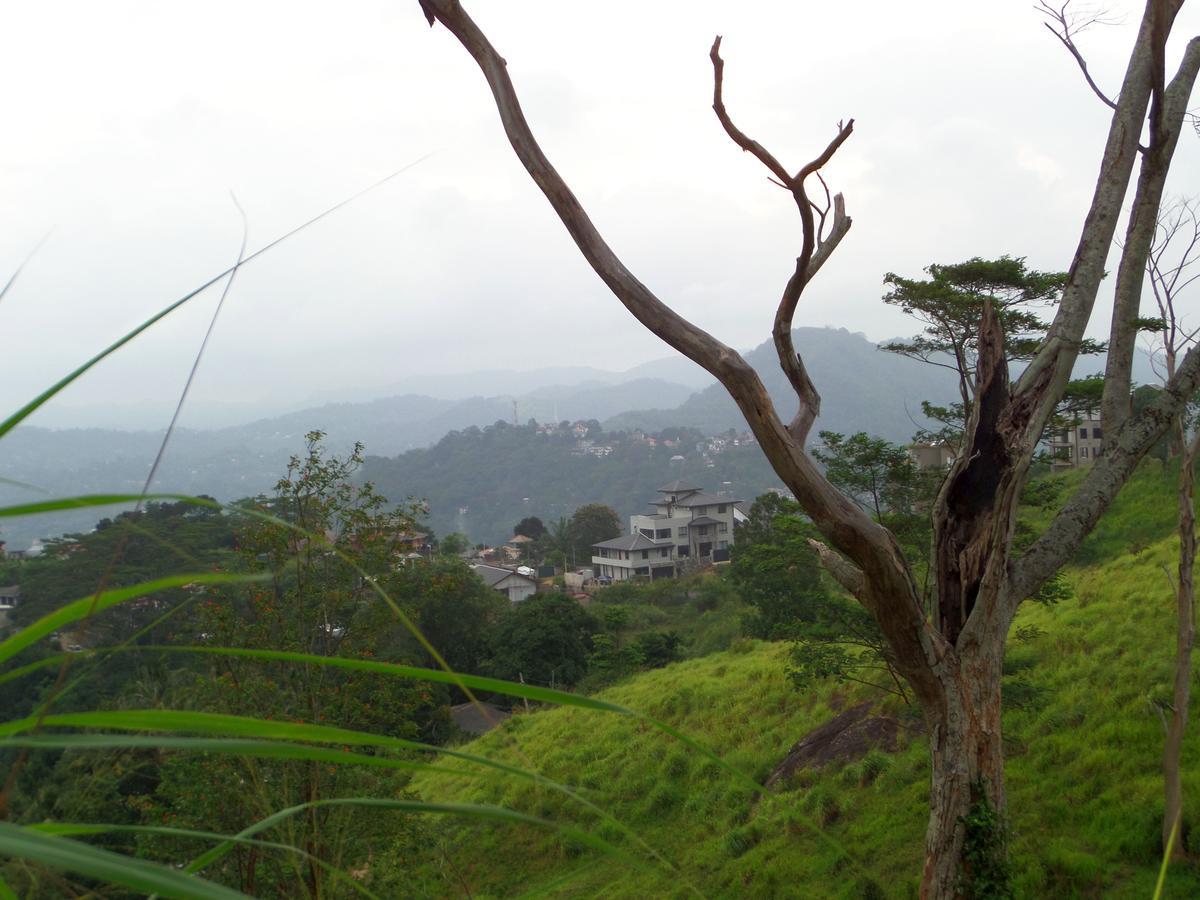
[417,0,1200,894]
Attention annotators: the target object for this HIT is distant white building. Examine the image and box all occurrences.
[908,441,957,471]
[592,480,747,581]
[1049,414,1104,471]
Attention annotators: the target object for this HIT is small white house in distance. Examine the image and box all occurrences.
[1049,414,1104,471]
[470,563,538,604]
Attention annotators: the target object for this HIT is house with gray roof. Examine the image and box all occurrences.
[470,563,538,604]
[592,481,747,582]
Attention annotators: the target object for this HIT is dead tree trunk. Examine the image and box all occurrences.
[419,1,1200,895]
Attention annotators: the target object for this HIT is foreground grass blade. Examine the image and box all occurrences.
[32,823,381,900]
[1152,812,1181,900]
[184,797,645,881]
[0,734,474,779]
[152,645,765,793]
[0,493,196,518]
[0,654,69,687]
[0,874,15,900]
[156,645,632,713]
[0,158,431,442]
[0,709,561,789]
[0,822,248,900]
[0,573,267,667]
[143,644,858,878]
[0,709,693,887]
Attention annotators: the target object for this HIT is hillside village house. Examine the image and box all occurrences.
[470,563,538,604]
[908,441,957,470]
[591,480,747,582]
[1049,413,1104,471]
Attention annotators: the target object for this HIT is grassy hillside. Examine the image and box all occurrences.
[405,465,1200,898]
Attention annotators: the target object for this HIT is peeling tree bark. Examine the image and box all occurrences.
[418,1,1200,895]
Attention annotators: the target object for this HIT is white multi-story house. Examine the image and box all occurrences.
[592,480,747,582]
[1049,414,1104,471]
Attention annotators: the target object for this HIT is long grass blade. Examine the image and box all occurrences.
[0,873,16,900]
[135,644,858,881]
[0,493,194,518]
[31,823,382,900]
[0,709,561,789]
[0,654,70,687]
[0,573,267,668]
[0,822,248,899]
[0,157,431,441]
[1152,811,1181,900]
[151,645,632,714]
[0,734,475,779]
[0,229,52,309]
[183,797,645,881]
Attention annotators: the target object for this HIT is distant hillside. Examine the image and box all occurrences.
[0,379,695,547]
[605,327,961,442]
[362,422,783,547]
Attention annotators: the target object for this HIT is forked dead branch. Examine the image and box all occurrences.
[419,0,1200,895]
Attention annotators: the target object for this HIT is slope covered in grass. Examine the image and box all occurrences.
[407,465,1200,898]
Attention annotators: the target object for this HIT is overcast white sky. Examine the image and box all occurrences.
[2,0,1197,429]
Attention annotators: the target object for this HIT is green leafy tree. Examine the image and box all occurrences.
[392,555,508,676]
[486,594,598,688]
[438,531,470,556]
[730,494,831,639]
[732,494,908,701]
[812,432,922,521]
[881,256,1092,413]
[141,433,443,895]
[565,503,621,564]
[512,516,545,539]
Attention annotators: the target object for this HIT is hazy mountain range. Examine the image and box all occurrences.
[0,328,1151,547]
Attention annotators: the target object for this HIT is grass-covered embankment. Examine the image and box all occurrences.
[408,462,1200,897]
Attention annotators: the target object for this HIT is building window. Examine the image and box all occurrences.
[718,522,728,533]
[677,527,688,537]
[718,504,727,513]
[693,506,706,515]
[718,540,728,549]
[1093,427,1102,438]
[640,528,654,538]
[698,525,709,535]
[1080,447,1088,458]
[660,548,669,557]
[1079,427,1088,438]
[656,528,671,539]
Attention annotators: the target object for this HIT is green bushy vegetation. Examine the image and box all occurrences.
[403,464,1200,898]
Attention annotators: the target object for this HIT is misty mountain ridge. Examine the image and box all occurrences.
[0,327,1153,547]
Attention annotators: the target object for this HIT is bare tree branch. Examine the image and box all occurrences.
[807,538,866,599]
[1038,1,1122,111]
[709,36,854,446]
